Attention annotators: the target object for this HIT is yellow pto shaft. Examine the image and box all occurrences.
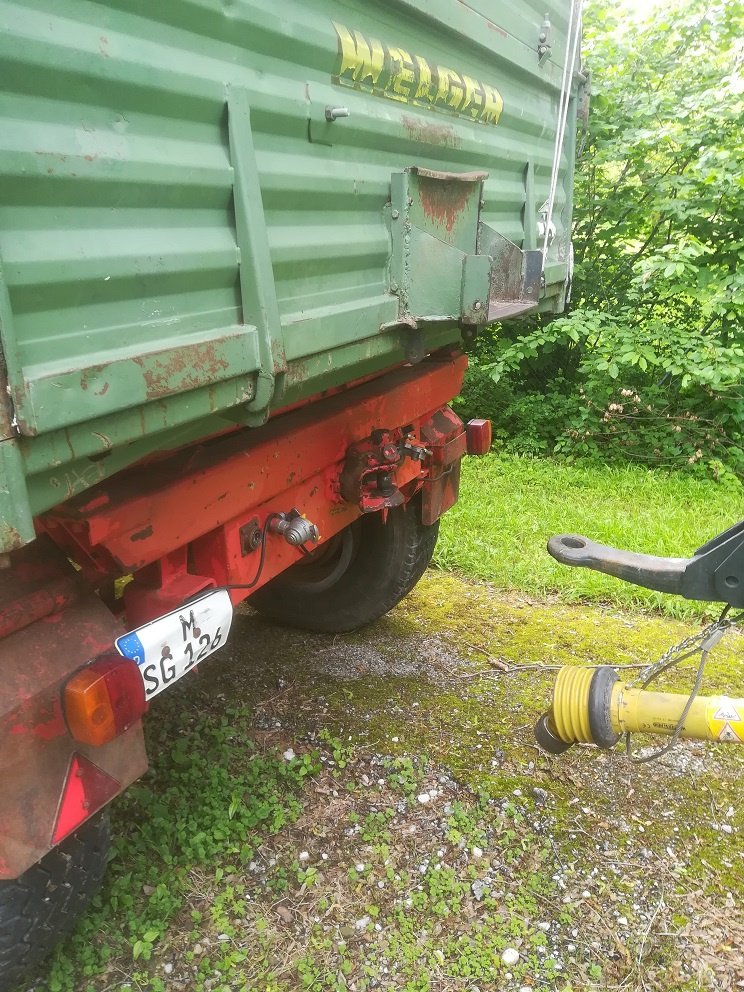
[535,665,744,754]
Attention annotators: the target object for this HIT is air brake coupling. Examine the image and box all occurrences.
[535,665,744,753]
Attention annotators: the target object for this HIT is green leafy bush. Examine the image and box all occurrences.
[465,0,744,478]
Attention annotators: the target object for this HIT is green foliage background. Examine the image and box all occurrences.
[459,0,744,479]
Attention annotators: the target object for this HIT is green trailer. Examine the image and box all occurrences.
[0,0,583,982]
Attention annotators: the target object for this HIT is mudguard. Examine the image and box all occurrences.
[0,537,147,879]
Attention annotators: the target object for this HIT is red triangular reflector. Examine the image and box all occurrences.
[52,753,120,845]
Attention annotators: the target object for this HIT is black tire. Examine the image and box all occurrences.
[0,812,111,992]
[250,496,439,633]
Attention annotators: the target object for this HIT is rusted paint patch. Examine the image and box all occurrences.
[10,698,66,742]
[418,178,473,235]
[0,525,23,554]
[401,115,461,150]
[271,338,288,375]
[134,341,231,402]
[79,364,107,392]
[455,0,509,39]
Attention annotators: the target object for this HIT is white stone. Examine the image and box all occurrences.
[417,792,431,804]
[501,948,520,966]
[283,748,296,761]
[163,964,173,975]
[471,846,483,859]
[299,851,310,862]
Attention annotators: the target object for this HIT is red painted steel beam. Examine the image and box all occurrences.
[45,356,467,574]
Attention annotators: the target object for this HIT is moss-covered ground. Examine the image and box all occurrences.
[28,567,744,992]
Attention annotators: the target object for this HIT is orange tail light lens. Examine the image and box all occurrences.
[63,655,146,746]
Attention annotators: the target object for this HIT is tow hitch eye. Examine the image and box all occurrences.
[537,521,744,755]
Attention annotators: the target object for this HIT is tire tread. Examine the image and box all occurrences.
[0,813,110,992]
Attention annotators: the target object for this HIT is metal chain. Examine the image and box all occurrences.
[624,605,743,763]
[627,605,737,690]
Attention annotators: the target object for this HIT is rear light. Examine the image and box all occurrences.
[466,418,492,455]
[63,654,146,746]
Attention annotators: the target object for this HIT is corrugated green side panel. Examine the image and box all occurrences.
[0,0,579,538]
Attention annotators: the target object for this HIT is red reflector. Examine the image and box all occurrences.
[51,753,120,845]
[64,654,146,746]
[466,419,492,455]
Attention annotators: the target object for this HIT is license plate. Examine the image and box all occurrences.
[115,589,233,701]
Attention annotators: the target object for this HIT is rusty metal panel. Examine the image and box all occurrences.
[0,0,579,548]
[0,539,147,878]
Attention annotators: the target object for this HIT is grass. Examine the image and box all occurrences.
[435,454,742,617]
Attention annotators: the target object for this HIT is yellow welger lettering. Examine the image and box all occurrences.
[446,72,466,110]
[387,46,415,100]
[480,83,504,125]
[333,22,384,85]
[460,75,484,117]
[330,22,503,127]
[414,55,434,101]
[435,66,461,108]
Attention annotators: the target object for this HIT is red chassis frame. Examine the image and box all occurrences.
[0,352,469,878]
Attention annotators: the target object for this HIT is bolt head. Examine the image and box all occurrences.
[473,300,482,311]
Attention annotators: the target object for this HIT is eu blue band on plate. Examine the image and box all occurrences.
[116,631,147,666]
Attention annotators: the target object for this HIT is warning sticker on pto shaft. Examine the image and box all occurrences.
[706,696,744,744]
